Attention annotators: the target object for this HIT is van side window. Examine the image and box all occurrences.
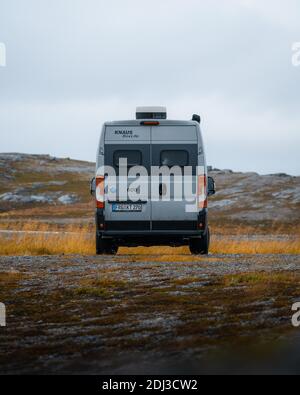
[160,150,189,167]
[113,150,142,168]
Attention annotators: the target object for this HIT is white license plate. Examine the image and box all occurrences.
[112,203,143,212]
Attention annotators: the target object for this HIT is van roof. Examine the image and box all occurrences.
[104,120,199,127]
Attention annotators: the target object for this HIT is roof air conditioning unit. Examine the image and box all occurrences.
[136,106,167,120]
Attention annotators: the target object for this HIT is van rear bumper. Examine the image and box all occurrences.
[95,209,207,245]
[96,231,204,247]
[100,230,204,236]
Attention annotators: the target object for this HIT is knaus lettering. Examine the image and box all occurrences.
[115,130,133,135]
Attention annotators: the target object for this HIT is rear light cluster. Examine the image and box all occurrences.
[95,176,105,209]
[198,175,208,209]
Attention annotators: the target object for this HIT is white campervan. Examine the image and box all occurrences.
[91,107,215,255]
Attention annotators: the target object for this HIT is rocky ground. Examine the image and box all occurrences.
[0,253,300,374]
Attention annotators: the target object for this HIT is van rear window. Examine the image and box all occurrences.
[113,150,142,167]
[160,150,189,167]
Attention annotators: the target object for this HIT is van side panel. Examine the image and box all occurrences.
[197,125,206,168]
[96,124,106,173]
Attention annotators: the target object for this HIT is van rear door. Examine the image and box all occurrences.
[104,125,151,232]
[151,125,198,231]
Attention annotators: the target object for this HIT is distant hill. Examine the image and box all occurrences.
[208,168,300,231]
[0,153,299,230]
[0,153,94,221]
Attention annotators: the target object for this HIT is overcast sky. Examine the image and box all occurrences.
[0,0,299,174]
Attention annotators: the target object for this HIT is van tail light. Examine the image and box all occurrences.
[198,175,208,209]
[95,176,105,209]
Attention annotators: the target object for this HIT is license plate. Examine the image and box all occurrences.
[112,203,143,212]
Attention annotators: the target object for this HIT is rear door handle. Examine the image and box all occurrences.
[159,183,167,196]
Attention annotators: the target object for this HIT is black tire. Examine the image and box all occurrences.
[96,234,105,255]
[104,240,119,255]
[96,234,118,255]
[189,228,210,255]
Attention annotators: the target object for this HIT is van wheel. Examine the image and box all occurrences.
[189,229,210,255]
[96,234,105,255]
[104,240,119,255]
[96,235,118,255]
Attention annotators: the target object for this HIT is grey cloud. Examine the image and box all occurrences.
[0,0,299,174]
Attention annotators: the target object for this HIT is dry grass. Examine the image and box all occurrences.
[74,277,131,298]
[210,238,300,255]
[0,271,25,284]
[120,237,300,256]
[0,221,93,232]
[0,224,94,255]
[0,202,93,220]
[211,221,300,236]
[222,272,299,287]
[0,221,299,256]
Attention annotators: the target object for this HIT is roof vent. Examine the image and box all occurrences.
[136,106,167,120]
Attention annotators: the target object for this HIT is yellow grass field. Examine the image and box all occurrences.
[0,222,299,256]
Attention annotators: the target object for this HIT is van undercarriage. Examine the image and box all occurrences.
[95,208,210,254]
